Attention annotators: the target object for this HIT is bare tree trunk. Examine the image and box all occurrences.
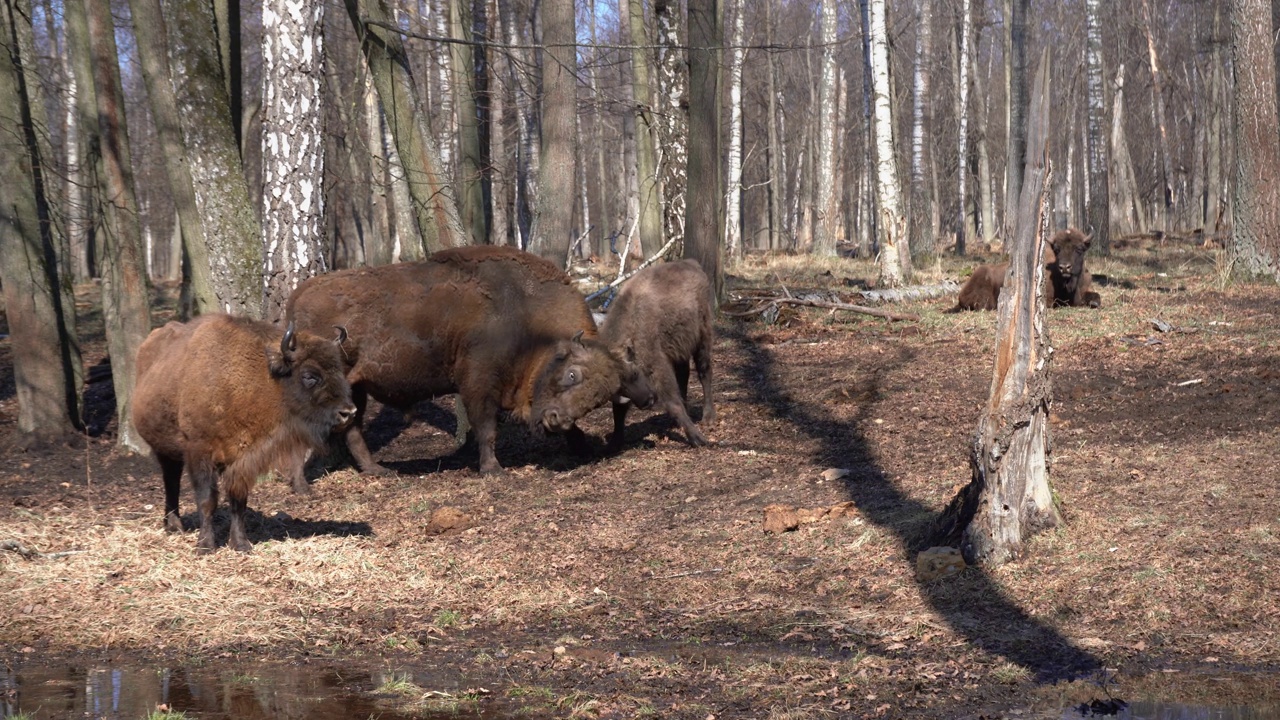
[938,50,1059,567]
[813,0,839,256]
[453,0,490,244]
[527,0,576,264]
[909,0,933,257]
[261,0,326,321]
[1230,0,1280,279]
[1141,0,1174,232]
[1207,40,1224,233]
[487,0,512,247]
[1003,0,1028,243]
[346,0,467,252]
[723,0,745,259]
[685,0,722,305]
[83,0,153,452]
[868,0,908,286]
[858,0,878,258]
[954,0,972,256]
[0,0,84,442]
[498,0,536,247]
[766,0,784,251]
[433,0,454,174]
[655,0,687,248]
[1109,66,1145,236]
[1084,0,1108,249]
[625,0,661,258]
[162,0,264,316]
[974,51,996,247]
[589,3,608,257]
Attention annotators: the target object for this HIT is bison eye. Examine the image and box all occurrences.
[562,368,581,387]
[302,371,320,389]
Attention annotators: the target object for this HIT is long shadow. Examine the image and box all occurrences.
[724,325,1099,683]
[176,507,373,546]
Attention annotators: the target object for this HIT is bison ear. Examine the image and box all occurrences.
[333,325,348,345]
[572,329,585,347]
[623,341,637,364]
[282,321,298,356]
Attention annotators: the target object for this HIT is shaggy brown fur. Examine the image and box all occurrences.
[285,246,653,475]
[1047,228,1102,308]
[946,241,1058,312]
[599,260,715,449]
[131,314,355,553]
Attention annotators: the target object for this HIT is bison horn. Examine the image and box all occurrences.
[572,329,585,346]
[282,321,297,355]
[334,325,348,345]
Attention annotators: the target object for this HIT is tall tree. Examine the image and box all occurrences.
[527,0,576,264]
[655,0,687,247]
[813,0,839,257]
[261,0,327,320]
[867,0,908,286]
[1141,0,1174,231]
[954,0,972,256]
[628,0,662,258]
[1003,0,1028,243]
[765,0,784,251]
[723,0,745,259]
[498,0,537,247]
[0,0,84,443]
[80,0,153,451]
[909,0,934,256]
[345,0,467,253]
[1083,0,1108,250]
[1230,0,1280,279]
[163,0,264,316]
[685,0,722,303]
[453,0,490,244]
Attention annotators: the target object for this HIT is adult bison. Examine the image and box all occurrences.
[599,259,714,450]
[131,314,356,553]
[1047,228,1102,308]
[946,240,1058,312]
[285,245,654,475]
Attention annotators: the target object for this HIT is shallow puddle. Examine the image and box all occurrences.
[1,659,505,719]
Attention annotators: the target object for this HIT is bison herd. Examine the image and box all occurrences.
[132,247,711,552]
[131,232,1098,553]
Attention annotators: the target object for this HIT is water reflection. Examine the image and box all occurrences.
[1067,702,1280,720]
[0,660,484,719]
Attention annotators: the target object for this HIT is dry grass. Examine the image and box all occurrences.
[3,242,1280,718]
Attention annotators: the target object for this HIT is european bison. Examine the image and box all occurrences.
[131,314,356,553]
[285,245,654,475]
[946,240,1058,312]
[1047,228,1102,308]
[599,259,714,450]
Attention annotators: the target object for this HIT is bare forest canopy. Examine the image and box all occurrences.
[8,0,1256,283]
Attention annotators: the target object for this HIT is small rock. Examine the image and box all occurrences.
[553,645,567,656]
[424,506,474,537]
[916,547,966,581]
[820,468,851,482]
[1150,318,1173,333]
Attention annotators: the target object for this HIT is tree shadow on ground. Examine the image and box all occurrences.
[725,325,1098,683]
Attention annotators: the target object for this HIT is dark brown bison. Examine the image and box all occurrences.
[285,245,654,475]
[1047,228,1102,308]
[599,259,714,450]
[131,314,356,553]
[946,240,1059,312]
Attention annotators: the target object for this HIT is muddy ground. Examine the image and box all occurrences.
[2,242,1279,719]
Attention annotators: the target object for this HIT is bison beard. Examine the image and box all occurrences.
[599,260,715,450]
[1047,228,1102,308]
[285,245,653,475]
[131,315,355,553]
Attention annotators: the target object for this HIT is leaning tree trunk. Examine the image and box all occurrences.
[262,0,326,321]
[527,0,576,265]
[0,0,84,442]
[937,50,1060,567]
[84,0,153,452]
[685,0,723,305]
[867,0,909,286]
[1230,0,1280,279]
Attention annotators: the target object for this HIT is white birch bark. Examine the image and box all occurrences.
[909,0,932,256]
[955,0,971,255]
[1084,0,1108,247]
[723,0,745,258]
[869,0,907,285]
[433,0,454,173]
[813,0,839,256]
[262,0,326,321]
[655,0,687,246]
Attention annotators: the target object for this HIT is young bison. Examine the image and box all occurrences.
[1047,228,1102,308]
[285,245,654,475]
[599,260,714,450]
[131,315,355,553]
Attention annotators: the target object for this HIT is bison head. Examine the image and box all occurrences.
[269,323,358,439]
[1048,229,1091,286]
[531,331,655,434]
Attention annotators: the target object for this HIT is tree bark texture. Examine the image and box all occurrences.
[1109,66,1146,236]
[954,0,972,256]
[1084,0,1108,250]
[453,0,490,245]
[940,50,1060,567]
[262,0,327,321]
[1003,0,1028,244]
[498,0,536,247]
[163,0,264,316]
[723,0,745,259]
[1141,0,1174,229]
[0,0,84,439]
[527,0,576,265]
[345,0,467,252]
[655,0,687,249]
[813,0,839,257]
[868,0,908,286]
[1230,0,1280,280]
[909,0,933,257]
[685,0,723,305]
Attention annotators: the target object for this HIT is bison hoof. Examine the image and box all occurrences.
[164,513,184,533]
[230,541,253,554]
[291,480,313,495]
[686,428,710,447]
[605,436,625,455]
[195,542,216,555]
[362,463,395,477]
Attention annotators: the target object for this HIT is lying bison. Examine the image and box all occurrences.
[285,245,654,475]
[1047,228,1102,308]
[599,260,714,450]
[946,238,1060,312]
[131,314,355,553]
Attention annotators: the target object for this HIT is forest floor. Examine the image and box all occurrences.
[2,239,1280,719]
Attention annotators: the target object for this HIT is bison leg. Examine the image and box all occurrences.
[607,400,632,454]
[160,455,185,533]
[225,483,252,554]
[462,393,502,474]
[674,360,691,402]
[564,423,592,456]
[189,459,219,553]
[694,341,715,425]
[344,385,393,476]
[656,363,708,447]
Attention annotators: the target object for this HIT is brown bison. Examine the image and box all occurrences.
[131,314,356,553]
[285,245,654,475]
[1047,228,1102,308]
[946,238,1060,312]
[599,259,714,450]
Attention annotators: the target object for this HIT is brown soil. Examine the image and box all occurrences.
[3,245,1279,719]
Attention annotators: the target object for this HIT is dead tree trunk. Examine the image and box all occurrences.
[936,49,1060,567]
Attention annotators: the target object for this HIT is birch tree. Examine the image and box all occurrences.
[867,0,908,286]
[909,0,933,256]
[954,0,972,256]
[723,0,745,259]
[1084,0,1108,250]
[262,0,326,321]
[813,0,839,257]
[1230,0,1280,279]
[655,0,687,246]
